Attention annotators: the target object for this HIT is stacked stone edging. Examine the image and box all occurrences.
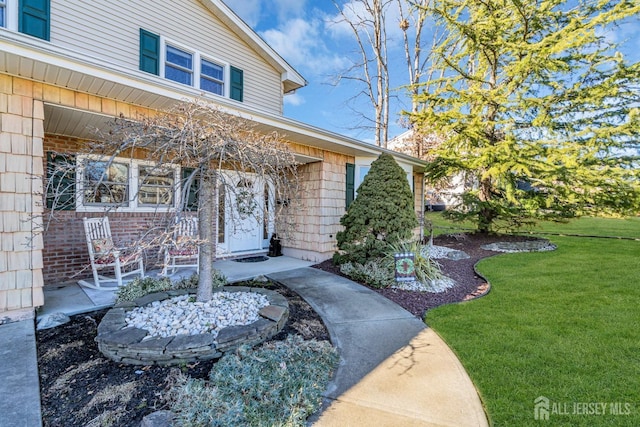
[95,286,289,366]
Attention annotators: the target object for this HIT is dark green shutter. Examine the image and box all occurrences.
[139,29,160,75]
[182,168,199,211]
[19,0,50,40]
[46,152,75,210]
[230,66,243,102]
[346,163,355,209]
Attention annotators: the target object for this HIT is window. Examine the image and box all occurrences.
[138,166,175,207]
[201,58,224,96]
[357,166,371,190]
[46,152,76,210]
[182,167,199,211]
[82,160,130,206]
[165,45,193,86]
[139,29,243,101]
[0,0,6,27]
[76,156,181,211]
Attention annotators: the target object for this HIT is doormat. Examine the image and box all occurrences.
[233,255,269,263]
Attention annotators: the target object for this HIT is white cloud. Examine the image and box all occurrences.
[261,17,350,76]
[272,0,307,22]
[324,1,404,41]
[224,0,263,27]
[283,91,305,106]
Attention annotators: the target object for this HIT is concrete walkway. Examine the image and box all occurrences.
[268,267,488,427]
[0,320,42,427]
[1,259,487,427]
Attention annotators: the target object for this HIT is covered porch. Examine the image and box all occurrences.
[36,255,314,327]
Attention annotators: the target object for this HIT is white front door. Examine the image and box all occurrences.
[226,175,264,253]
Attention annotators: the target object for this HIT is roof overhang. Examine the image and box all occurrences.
[1,32,424,172]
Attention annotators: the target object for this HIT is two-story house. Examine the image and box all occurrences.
[0,0,425,322]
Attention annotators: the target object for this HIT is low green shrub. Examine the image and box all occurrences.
[168,335,339,426]
[339,259,394,289]
[115,270,227,303]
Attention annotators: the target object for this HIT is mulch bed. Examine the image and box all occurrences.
[37,282,329,427]
[37,232,534,426]
[314,232,536,317]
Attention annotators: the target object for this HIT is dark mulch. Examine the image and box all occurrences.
[36,281,329,427]
[313,233,537,317]
[37,232,533,426]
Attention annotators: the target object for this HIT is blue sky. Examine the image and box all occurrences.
[224,1,640,143]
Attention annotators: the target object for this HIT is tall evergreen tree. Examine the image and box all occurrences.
[336,153,417,263]
[409,0,640,232]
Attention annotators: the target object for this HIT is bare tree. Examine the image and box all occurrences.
[332,0,438,149]
[46,99,300,302]
[332,0,392,147]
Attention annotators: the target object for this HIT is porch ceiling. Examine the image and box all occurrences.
[43,103,323,165]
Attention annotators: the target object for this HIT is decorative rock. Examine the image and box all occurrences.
[425,245,470,260]
[98,327,149,346]
[481,240,557,253]
[445,250,471,260]
[36,313,70,330]
[124,292,269,338]
[96,287,289,366]
[258,305,287,323]
[140,410,175,427]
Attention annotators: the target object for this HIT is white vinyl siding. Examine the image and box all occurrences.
[49,0,283,114]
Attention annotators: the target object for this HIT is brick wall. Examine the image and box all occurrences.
[42,211,170,284]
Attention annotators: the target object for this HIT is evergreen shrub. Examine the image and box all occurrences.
[335,153,418,264]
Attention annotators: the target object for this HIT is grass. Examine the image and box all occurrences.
[425,215,640,426]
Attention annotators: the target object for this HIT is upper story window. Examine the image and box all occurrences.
[201,59,224,96]
[165,45,193,86]
[0,0,6,27]
[139,28,243,102]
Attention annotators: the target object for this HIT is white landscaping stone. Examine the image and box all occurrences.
[125,292,269,339]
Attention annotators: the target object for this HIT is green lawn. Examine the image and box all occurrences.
[425,216,640,426]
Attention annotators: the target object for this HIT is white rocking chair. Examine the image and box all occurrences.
[79,217,145,290]
[162,216,200,276]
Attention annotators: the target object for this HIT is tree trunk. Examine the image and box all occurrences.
[196,171,215,302]
[477,177,494,233]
